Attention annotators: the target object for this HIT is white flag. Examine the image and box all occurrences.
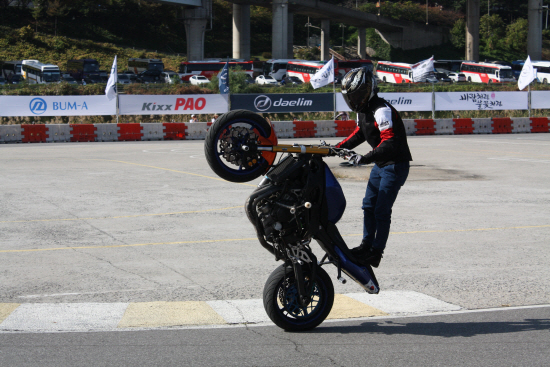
[411,56,435,82]
[518,56,537,91]
[310,57,334,89]
[105,56,118,101]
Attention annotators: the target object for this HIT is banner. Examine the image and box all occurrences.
[231,93,334,113]
[118,94,229,115]
[518,56,537,91]
[310,57,334,89]
[411,56,435,83]
[0,95,116,117]
[531,91,550,109]
[336,92,432,112]
[435,91,528,111]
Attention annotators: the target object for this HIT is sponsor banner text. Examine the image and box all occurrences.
[231,93,334,113]
[435,91,527,111]
[0,95,116,117]
[119,94,228,115]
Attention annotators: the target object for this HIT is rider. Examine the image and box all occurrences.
[334,67,412,268]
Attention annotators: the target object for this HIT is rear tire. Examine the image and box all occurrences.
[263,264,334,332]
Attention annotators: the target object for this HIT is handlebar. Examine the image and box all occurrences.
[256,144,355,159]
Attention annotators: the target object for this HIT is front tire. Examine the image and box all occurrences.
[263,264,334,332]
[204,109,277,182]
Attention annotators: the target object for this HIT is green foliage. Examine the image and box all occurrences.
[450,18,465,49]
[17,25,35,41]
[359,1,460,27]
[506,18,529,52]
[294,47,320,61]
[262,52,272,60]
[480,14,506,51]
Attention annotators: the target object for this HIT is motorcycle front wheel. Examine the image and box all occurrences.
[263,264,334,332]
[204,109,278,183]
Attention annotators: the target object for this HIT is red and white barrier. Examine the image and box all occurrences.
[0,117,548,144]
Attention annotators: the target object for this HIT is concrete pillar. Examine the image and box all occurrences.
[287,12,294,59]
[184,18,207,61]
[233,4,251,60]
[527,0,543,59]
[321,19,330,61]
[357,27,366,59]
[272,0,289,59]
[465,0,480,62]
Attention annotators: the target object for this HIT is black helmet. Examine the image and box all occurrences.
[341,67,378,112]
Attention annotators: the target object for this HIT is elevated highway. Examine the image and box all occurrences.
[158,0,449,61]
[225,0,449,60]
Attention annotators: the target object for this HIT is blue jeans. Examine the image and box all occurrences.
[362,162,410,251]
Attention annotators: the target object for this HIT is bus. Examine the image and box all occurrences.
[286,60,326,83]
[336,59,374,76]
[66,59,100,81]
[460,61,515,83]
[532,61,550,84]
[263,59,303,81]
[21,60,61,84]
[375,61,414,83]
[1,60,23,82]
[178,60,254,82]
[434,59,464,73]
[128,58,164,74]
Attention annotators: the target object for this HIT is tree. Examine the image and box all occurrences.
[450,18,465,50]
[47,0,69,36]
[505,18,528,52]
[480,14,506,50]
[31,0,47,32]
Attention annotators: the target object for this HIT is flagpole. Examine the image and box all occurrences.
[528,82,531,118]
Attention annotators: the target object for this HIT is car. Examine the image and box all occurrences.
[137,70,162,84]
[117,74,132,84]
[8,75,22,84]
[99,70,109,82]
[189,75,210,85]
[281,76,303,85]
[161,71,181,84]
[435,72,452,83]
[83,75,103,84]
[448,72,467,83]
[255,75,278,85]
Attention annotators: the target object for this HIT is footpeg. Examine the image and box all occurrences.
[337,276,347,284]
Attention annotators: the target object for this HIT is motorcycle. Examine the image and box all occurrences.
[204,110,379,331]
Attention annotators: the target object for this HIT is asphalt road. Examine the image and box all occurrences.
[1,134,549,364]
[1,306,549,366]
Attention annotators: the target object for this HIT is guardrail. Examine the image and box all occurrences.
[1,117,548,144]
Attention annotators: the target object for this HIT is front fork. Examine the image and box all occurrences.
[287,252,318,308]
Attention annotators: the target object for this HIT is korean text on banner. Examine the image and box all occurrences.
[435,92,528,111]
[118,95,229,115]
[0,96,116,117]
[310,57,334,89]
[518,56,537,91]
[105,56,118,100]
[336,92,432,112]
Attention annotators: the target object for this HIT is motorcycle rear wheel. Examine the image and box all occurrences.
[204,109,277,183]
[263,264,334,332]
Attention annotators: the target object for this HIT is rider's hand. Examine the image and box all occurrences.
[348,153,368,166]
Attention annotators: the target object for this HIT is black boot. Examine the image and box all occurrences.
[363,247,383,268]
[350,240,371,259]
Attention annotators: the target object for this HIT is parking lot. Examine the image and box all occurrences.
[1,134,549,311]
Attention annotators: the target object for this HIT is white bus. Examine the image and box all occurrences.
[532,61,550,84]
[127,58,164,74]
[375,61,414,83]
[262,59,305,81]
[460,61,515,83]
[21,60,61,84]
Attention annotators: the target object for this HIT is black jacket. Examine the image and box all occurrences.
[336,96,413,167]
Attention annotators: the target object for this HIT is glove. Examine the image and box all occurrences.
[348,153,372,166]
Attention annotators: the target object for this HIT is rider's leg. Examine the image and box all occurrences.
[355,164,381,255]
[365,162,410,267]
